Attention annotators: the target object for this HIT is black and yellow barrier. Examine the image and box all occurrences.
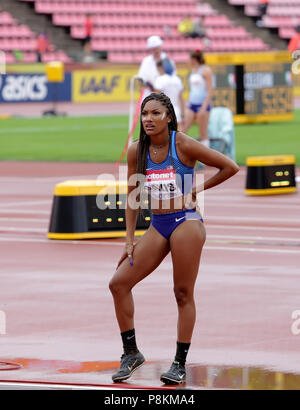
[48,180,151,240]
[245,155,297,195]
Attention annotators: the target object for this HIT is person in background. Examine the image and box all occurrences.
[259,0,269,17]
[182,50,213,149]
[36,33,50,63]
[288,25,300,53]
[178,15,194,38]
[138,36,175,98]
[154,58,185,129]
[189,17,206,39]
[256,0,269,27]
[84,14,93,54]
[178,15,209,45]
[190,17,210,47]
[163,25,172,37]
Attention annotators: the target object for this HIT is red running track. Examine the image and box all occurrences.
[0,161,299,389]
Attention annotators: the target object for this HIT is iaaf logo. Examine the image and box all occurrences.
[0,310,6,335]
[292,50,300,75]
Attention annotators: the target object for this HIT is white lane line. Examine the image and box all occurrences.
[0,209,50,215]
[0,200,52,208]
[0,123,126,134]
[0,381,123,390]
[208,234,300,243]
[204,245,300,254]
[0,236,124,246]
[205,215,299,224]
[1,227,299,244]
[206,201,300,210]
[0,227,46,233]
[206,195,300,203]
[0,217,49,223]
[0,235,299,254]
[207,224,300,233]
[0,175,111,182]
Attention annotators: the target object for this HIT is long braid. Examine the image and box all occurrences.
[136,92,178,176]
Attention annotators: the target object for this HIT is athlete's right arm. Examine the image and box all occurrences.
[116,142,139,269]
[125,141,139,245]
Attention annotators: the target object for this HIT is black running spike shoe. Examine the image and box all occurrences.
[112,351,145,383]
[160,361,186,385]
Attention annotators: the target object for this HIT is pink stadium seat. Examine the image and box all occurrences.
[11,0,270,58]
[0,12,15,25]
[0,8,73,63]
[279,27,296,39]
[245,5,260,17]
[229,0,259,5]
[5,53,16,64]
[23,52,37,63]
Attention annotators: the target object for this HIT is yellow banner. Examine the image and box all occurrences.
[293,73,300,96]
[72,68,141,102]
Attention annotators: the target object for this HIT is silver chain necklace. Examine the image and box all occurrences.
[151,135,170,155]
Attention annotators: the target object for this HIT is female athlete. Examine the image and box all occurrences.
[109,92,239,385]
[182,50,213,148]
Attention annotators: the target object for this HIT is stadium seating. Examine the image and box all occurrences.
[0,9,72,63]
[228,0,300,40]
[16,0,269,63]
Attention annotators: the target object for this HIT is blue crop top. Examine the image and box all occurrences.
[145,131,194,200]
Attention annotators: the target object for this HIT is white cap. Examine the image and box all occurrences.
[146,35,163,49]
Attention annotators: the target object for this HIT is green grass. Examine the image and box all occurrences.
[0,110,299,165]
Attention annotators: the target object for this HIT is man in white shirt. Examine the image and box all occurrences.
[138,36,175,98]
[154,58,185,127]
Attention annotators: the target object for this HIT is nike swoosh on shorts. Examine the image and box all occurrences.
[175,217,185,222]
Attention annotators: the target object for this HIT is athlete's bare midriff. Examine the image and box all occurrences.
[149,195,194,215]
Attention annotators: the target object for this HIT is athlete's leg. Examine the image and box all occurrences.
[181,108,196,133]
[196,110,210,143]
[160,220,206,384]
[109,225,169,332]
[169,220,206,342]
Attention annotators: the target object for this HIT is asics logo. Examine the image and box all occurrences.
[175,217,185,222]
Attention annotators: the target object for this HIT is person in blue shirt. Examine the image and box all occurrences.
[109,93,239,385]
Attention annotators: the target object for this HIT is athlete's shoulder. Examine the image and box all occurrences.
[127,140,139,154]
[175,131,196,152]
[175,131,194,143]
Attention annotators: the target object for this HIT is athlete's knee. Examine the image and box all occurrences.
[174,286,192,307]
[109,277,127,296]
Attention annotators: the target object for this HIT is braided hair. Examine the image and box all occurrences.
[136,92,178,176]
